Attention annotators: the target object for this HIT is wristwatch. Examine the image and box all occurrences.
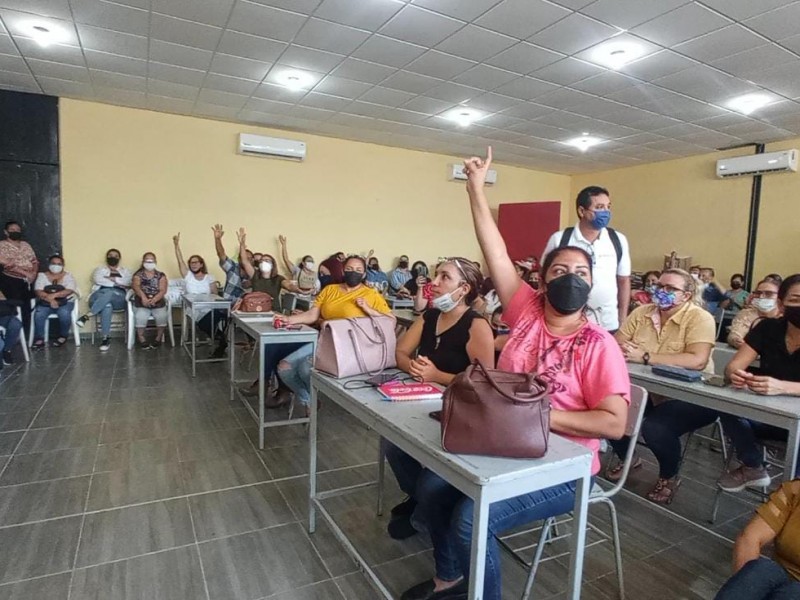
[642,352,651,366]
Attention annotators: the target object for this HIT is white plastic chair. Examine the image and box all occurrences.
[28,292,81,347]
[0,306,29,362]
[499,385,649,600]
[126,294,175,349]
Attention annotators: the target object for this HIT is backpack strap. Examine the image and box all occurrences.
[607,227,623,267]
[558,227,574,249]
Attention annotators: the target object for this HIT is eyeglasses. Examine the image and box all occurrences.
[654,284,686,294]
[751,290,777,298]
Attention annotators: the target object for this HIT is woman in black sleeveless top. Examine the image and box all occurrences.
[386,258,495,541]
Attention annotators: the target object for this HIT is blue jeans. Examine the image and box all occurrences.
[610,400,719,478]
[34,302,74,342]
[277,343,313,406]
[88,288,127,336]
[415,469,578,600]
[0,315,22,354]
[715,558,800,600]
[719,415,799,476]
[385,441,421,498]
[262,342,303,381]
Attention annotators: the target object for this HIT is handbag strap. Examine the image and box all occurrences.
[468,359,547,402]
[347,316,388,375]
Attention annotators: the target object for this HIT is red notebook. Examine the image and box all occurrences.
[378,382,444,402]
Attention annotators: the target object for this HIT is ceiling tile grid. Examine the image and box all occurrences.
[0,0,799,173]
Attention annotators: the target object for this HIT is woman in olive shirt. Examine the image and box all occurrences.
[715,479,800,599]
[237,229,301,312]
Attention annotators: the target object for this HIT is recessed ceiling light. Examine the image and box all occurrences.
[590,40,647,69]
[726,93,774,115]
[20,21,69,47]
[564,136,604,152]
[274,69,314,92]
[443,107,483,127]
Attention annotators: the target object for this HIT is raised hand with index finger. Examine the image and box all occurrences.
[463,146,493,192]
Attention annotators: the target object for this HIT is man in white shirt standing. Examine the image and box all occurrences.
[76,248,132,351]
[542,186,631,331]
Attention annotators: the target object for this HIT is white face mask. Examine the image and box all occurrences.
[304,261,315,271]
[259,261,272,274]
[431,289,464,313]
[143,261,157,271]
[752,298,777,313]
[49,264,63,274]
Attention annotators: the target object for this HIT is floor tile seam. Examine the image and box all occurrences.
[184,496,213,600]
[0,357,78,481]
[256,577,345,600]
[65,441,102,600]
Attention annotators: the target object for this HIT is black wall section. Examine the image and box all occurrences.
[0,90,61,263]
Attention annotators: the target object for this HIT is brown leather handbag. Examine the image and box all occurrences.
[233,292,273,313]
[441,360,551,459]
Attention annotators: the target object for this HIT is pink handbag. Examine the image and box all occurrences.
[314,315,397,378]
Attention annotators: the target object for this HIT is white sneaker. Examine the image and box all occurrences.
[99,338,111,352]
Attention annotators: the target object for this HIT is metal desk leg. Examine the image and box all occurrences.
[258,337,265,450]
[566,472,591,600]
[785,422,799,480]
[309,382,318,534]
[191,310,197,377]
[468,489,490,600]
[229,319,235,401]
[376,438,386,517]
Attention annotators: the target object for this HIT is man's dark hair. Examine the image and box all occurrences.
[575,186,609,212]
[4,220,20,230]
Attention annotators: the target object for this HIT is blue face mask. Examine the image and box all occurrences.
[653,289,677,310]
[589,209,611,230]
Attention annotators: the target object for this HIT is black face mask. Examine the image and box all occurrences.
[369,264,379,271]
[398,261,408,269]
[106,256,120,266]
[545,273,591,315]
[784,306,800,327]
[7,231,21,241]
[343,271,363,287]
[731,281,742,289]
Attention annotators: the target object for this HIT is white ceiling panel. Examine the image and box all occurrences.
[149,39,213,71]
[381,70,441,94]
[475,0,571,40]
[150,13,222,51]
[744,3,800,40]
[3,0,800,172]
[581,0,690,30]
[315,0,404,30]
[484,42,563,75]
[71,0,150,36]
[405,50,475,79]
[216,31,287,62]
[435,25,516,63]
[528,14,620,55]
[411,0,503,22]
[352,35,426,68]
[227,2,306,41]
[208,53,272,81]
[632,4,730,47]
[77,24,148,60]
[379,5,464,47]
[152,0,235,27]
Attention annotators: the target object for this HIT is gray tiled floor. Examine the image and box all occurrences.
[0,342,761,599]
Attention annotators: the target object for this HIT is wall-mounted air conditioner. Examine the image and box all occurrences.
[237,133,306,160]
[449,163,497,184]
[716,149,797,178]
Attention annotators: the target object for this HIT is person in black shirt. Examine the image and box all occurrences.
[385,258,494,541]
[718,273,800,492]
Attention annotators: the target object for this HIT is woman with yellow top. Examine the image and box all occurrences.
[607,268,717,504]
[715,479,800,599]
[275,255,393,412]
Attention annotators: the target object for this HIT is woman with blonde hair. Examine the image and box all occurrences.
[608,268,717,504]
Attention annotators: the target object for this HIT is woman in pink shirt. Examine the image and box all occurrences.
[400,148,630,600]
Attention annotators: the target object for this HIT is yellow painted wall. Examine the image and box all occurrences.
[60,98,571,294]
[570,141,800,285]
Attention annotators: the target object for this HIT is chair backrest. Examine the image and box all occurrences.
[602,384,648,499]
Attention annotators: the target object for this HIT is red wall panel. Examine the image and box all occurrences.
[497,201,561,262]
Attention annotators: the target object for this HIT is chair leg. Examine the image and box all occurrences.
[522,517,555,600]
[18,329,30,362]
[714,419,728,463]
[603,499,625,600]
[376,439,386,517]
[709,488,723,524]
